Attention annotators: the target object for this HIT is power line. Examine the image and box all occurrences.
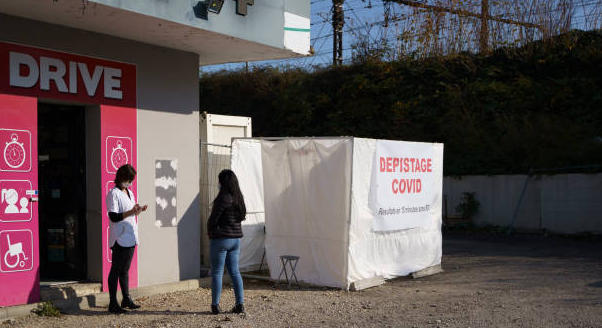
[241,0,602,70]
[305,5,334,67]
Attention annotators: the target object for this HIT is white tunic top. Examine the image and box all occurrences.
[106,187,139,247]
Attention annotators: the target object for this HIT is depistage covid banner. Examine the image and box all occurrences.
[370,140,444,232]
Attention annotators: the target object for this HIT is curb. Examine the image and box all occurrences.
[0,303,39,322]
[0,277,213,320]
[411,264,443,279]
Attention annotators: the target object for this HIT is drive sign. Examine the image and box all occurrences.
[0,42,136,107]
[9,52,124,100]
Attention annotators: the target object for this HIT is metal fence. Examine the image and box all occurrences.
[200,142,232,264]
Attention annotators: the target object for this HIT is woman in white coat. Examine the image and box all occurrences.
[106,164,147,314]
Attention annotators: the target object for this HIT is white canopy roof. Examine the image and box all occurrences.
[0,0,310,65]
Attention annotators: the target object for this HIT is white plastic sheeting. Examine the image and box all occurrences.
[231,137,443,288]
[231,139,266,271]
[261,139,352,288]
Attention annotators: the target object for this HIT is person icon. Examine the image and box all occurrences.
[19,197,29,213]
[1,189,19,214]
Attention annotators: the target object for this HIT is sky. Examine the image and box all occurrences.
[200,0,386,73]
[200,0,601,74]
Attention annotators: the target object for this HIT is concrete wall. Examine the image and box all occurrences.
[0,14,201,286]
[444,174,602,234]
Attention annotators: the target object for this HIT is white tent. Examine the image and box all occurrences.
[230,139,266,271]
[232,137,444,289]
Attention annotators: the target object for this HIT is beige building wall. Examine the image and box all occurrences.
[0,13,201,286]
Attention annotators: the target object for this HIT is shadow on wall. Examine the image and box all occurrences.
[177,193,201,280]
[28,267,41,304]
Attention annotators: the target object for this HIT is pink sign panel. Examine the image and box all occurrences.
[0,94,39,307]
[101,105,138,291]
[105,181,115,263]
[0,229,33,273]
[0,43,137,306]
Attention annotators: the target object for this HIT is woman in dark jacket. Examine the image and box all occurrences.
[207,169,246,314]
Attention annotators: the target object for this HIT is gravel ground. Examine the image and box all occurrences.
[2,235,601,328]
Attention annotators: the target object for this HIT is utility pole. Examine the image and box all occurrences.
[479,0,489,53]
[332,0,344,66]
[383,0,541,53]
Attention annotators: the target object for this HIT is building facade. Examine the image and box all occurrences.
[0,0,310,307]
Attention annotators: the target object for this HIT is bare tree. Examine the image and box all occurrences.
[351,0,602,60]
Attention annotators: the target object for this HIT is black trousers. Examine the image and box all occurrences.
[108,243,135,304]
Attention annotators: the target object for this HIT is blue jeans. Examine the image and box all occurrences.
[210,238,244,306]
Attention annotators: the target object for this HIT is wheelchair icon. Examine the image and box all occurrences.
[3,234,28,269]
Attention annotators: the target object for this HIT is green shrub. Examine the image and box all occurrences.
[200,30,602,175]
[32,301,61,317]
[455,192,480,220]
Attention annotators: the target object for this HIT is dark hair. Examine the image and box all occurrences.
[217,169,246,219]
[114,164,137,186]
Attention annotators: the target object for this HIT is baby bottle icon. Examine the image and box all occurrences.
[3,234,28,269]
